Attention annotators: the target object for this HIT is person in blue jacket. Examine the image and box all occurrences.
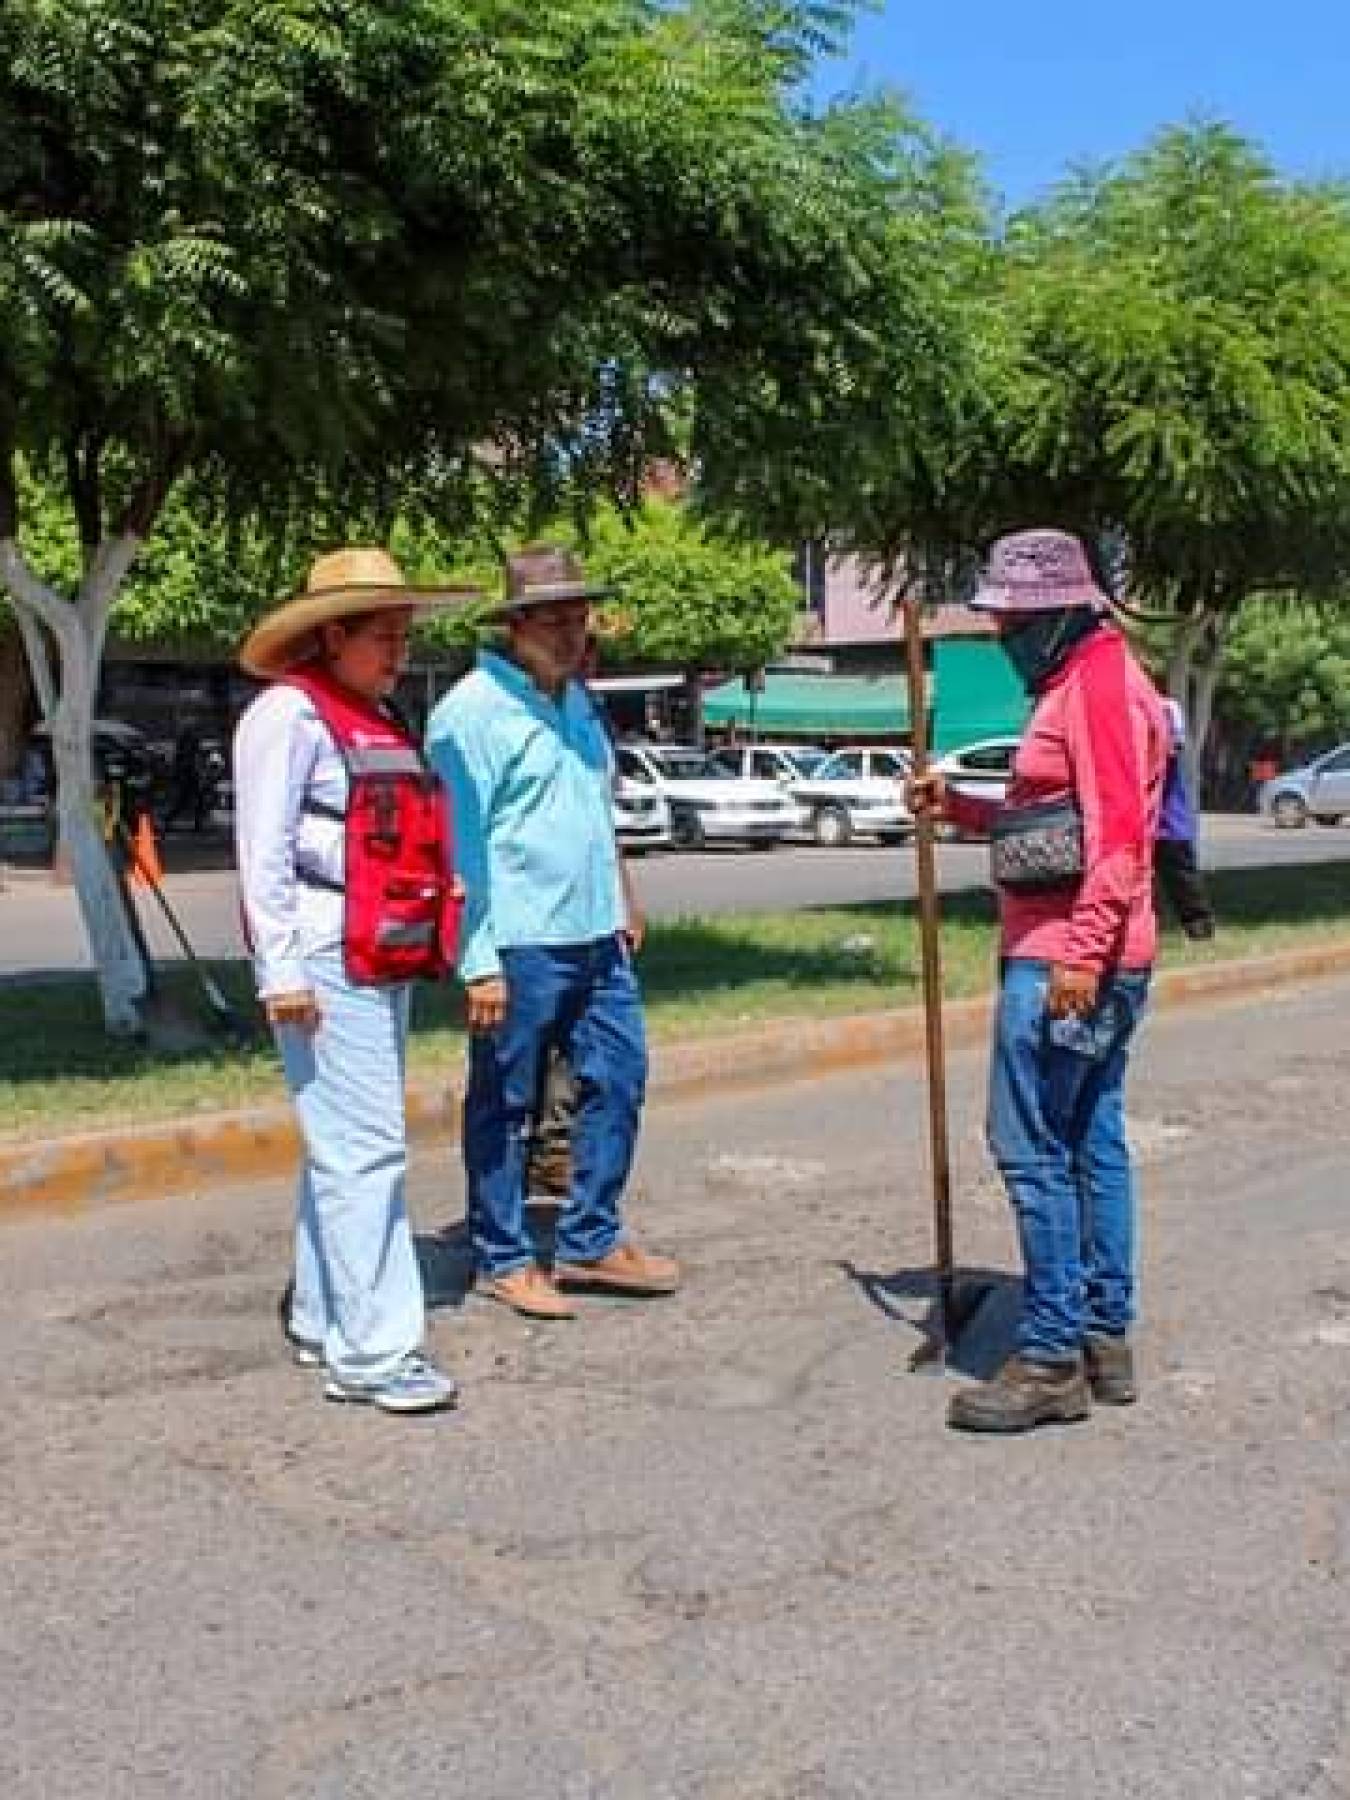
[426,545,681,1321]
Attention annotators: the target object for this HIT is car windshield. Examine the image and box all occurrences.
[648,749,727,779]
[786,751,829,776]
[871,751,909,778]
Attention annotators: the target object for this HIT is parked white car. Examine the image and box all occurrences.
[930,736,1021,840]
[616,743,799,848]
[612,776,672,852]
[934,735,1020,805]
[706,742,830,830]
[789,746,913,846]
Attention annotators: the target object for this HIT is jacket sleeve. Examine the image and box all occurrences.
[233,692,321,999]
[1061,639,1150,972]
[427,703,500,984]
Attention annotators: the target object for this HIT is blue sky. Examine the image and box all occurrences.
[815,0,1349,206]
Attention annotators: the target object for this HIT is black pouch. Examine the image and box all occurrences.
[989,799,1084,893]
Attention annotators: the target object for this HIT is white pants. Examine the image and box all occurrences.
[275,952,424,1382]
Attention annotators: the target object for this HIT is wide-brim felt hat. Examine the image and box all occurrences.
[239,548,482,679]
[484,542,611,619]
[967,528,1109,615]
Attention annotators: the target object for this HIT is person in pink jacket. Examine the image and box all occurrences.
[910,529,1169,1433]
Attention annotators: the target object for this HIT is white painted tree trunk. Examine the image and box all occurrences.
[53,715,150,1036]
[1165,606,1230,802]
[0,536,151,1035]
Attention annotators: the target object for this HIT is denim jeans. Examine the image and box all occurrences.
[986,958,1151,1362]
[463,937,647,1277]
[275,952,425,1383]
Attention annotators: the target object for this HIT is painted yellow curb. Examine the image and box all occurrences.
[3,938,1349,1222]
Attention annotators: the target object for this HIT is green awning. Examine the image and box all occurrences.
[702,672,909,738]
[701,643,1027,748]
[931,639,1029,752]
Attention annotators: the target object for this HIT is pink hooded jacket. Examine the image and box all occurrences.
[946,628,1170,973]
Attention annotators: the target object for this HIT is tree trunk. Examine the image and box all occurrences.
[0,535,152,1035]
[1165,604,1230,804]
[52,717,150,1035]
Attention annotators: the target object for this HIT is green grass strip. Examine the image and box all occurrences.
[2,860,1348,1139]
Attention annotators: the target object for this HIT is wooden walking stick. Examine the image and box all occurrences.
[901,594,990,1370]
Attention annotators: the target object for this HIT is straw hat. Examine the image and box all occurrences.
[239,547,481,679]
[485,543,610,620]
[967,529,1108,615]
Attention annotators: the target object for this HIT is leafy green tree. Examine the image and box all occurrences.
[585,502,800,671]
[993,125,1350,778]
[0,0,944,1030]
[1217,598,1350,757]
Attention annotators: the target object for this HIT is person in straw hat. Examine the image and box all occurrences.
[234,547,478,1414]
[908,528,1169,1433]
[426,544,680,1321]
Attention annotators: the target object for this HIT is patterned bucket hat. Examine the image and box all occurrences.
[967,529,1109,615]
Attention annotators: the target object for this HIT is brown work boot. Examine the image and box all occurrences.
[479,1265,577,1320]
[1083,1333,1138,1405]
[947,1354,1091,1434]
[553,1242,682,1296]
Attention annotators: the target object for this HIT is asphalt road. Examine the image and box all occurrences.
[3,975,1348,1797]
[2,813,1349,978]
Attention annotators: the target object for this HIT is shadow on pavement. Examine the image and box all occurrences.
[417,1203,564,1314]
[840,1259,1021,1380]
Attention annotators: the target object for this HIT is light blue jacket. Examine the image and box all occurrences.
[425,651,623,982]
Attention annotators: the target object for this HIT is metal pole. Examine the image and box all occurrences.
[901,595,955,1338]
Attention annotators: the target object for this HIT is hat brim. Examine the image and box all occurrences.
[967,582,1107,615]
[485,580,612,620]
[239,582,482,679]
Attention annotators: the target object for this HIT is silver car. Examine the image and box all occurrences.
[1259,743,1350,828]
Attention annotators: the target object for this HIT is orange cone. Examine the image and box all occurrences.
[127,811,164,888]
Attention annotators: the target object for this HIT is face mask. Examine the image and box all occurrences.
[1000,608,1101,694]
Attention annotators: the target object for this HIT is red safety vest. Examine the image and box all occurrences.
[285,666,460,986]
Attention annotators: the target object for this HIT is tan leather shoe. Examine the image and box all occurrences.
[553,1242,682,1296]
[479,1265,577,1320]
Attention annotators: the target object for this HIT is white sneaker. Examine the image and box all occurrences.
[324,1354,458,1414]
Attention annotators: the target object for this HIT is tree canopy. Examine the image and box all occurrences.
[996,125,1350,607]
[3,0,952,1028]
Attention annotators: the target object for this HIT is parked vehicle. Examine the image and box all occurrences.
[1259,743,1350,828]
[929,735,1021,840]
[707,742,831,784]
[934,736,1020,804]
[612,774,673,852]
[789,745,913,846]
[706,742,830,831]
[616,743,798,849]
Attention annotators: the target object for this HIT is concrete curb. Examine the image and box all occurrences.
[4,937,1350,1222]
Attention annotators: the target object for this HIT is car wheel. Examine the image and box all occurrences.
[670,807,706,849]
[813,805,852,848]
[1271,791,1309,829]
[1313,813,1343,827]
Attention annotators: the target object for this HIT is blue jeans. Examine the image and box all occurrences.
[463,937,648,1277]
[275,952,425,1383]
[987,958,1151,1363]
